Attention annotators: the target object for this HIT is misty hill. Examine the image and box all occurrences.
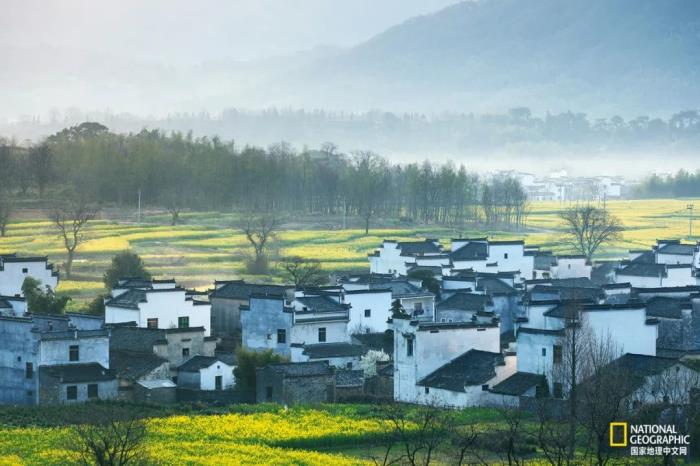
[2,0,700,120]
[291,0,700,115]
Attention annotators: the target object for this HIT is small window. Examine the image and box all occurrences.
[553,345,563,364]
[22,268,28,274]
[414,302,423,312]
[69,345,79,362]
[25,362,33,379]
[26,390,34,397]
[87,384,98,399]
[147,318,159,329]
[553,382,563,399]
[277,329,286,344]
[364,309,371,318]
[406,336,414,357]
[266,386,273,401]
[16,356,21,362]
[482,384,489,391]
[178,316,190,329]
[440,318,446,323]
[66,385,78,400]
[182,348,190,357]
[318,327,326,343]
[504,253,508,259]
[424,386,430,394]
[541,347,547,357]
[568,264,571,270]
[346,362,353,369]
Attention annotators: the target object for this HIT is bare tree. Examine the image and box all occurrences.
[0,190,12,237]
[161,188,184,226]
[242,214,280,274]
[559,206,622,260]
[52,198,98,278]
[372,401,448,466]
[280,256,327,287]
[69,411,147,466]
[577,332,631,466]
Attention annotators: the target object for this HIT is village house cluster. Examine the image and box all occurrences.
[0,236,699,408]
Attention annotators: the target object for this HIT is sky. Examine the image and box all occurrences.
[1,0,460,64]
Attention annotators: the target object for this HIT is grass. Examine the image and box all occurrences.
[1,199,698,311]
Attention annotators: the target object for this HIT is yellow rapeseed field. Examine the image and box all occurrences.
[1,199,697,309]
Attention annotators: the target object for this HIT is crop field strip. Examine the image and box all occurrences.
[0,199,698,310]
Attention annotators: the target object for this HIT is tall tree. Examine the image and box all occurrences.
[559,206,622,260]
[103,250,151,289]
[52,198,98,278]
[280,256,327,288]
[28,143,54,197]
[242,214,280,274]
[22,277,70,314]
[0,190,12,237]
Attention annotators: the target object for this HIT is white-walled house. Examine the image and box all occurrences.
[342,289,393,333]
[176,356,235,391]
[615,263,695,288]
[0,254,59,297]
[105,280,212,336]
[369,239,444,275]
[550,256,592,279]
[391,316,504,405]
[516,300,658,396]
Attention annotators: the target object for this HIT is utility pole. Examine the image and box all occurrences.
[688,204,695,238]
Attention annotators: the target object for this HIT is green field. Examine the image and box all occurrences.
[0,199,698,310]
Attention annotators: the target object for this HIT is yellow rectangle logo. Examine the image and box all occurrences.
[609,422,628,447]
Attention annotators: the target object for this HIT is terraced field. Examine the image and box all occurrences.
[0,199,697,309]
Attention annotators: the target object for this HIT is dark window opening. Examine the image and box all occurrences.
[482,384,490,391]
[215,375,223,391]
[364,309,371,317]
[406,336,414,357]
[277,329,286,344]
[87,384,98,399]
[266,386,273,401]
[424,386,430,394]
[69,345,79,362]
[178,316,190,328]
[22,268,28,273]
[66,385,78,400]
[504,253,508,259]
[182,348,190,357]
[147,318,159,329]
[541,347,547,357]
[25,362,33,379]
[318,327,326,343]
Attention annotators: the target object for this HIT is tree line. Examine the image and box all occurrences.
[635,169,700,198]
[0,122,528,232]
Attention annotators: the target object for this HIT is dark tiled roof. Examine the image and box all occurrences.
[607,353,678,379]
[397,240,442,256]
[210,281,289,300]
[591,261,620,285]
[336,369,364,388]
[352,331,394,356]
[450,242,488,261]
[261,361,334,377]
[110,350,168,380]
[296,295,347,313]
[302,342,366,359]
[177,355,223,372]
[369,280,433,298]
[41,363,114,383]
[476,277,517,295]
[377,363,393,377]
[105,289,147,309]
[534,253,557,270]
[418,350,504,391]
[437,292,491,311]
[617,263,667,278]
[645,297,689,319]
[490,372,545,396]
[529,285,602,302]
[518,327,565,337]
[630,251,656,264]
[657,243,696,256]
[109,326,169,352]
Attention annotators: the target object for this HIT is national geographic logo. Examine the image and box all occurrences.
[610,422,628,447]
[609,422,690,457]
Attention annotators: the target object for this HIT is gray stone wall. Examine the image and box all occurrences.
[210,297,246,338]
[0,319,40,405]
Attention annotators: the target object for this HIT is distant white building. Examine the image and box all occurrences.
[105,279,212,336]
[176,355,235,391]
[0,254,59,297]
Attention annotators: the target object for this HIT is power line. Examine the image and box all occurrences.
[687,204,694,238]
